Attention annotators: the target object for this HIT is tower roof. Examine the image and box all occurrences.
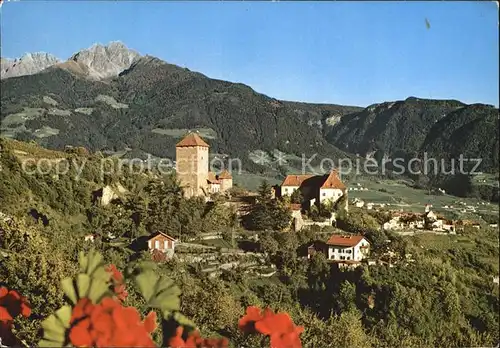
[176,133,210,148]
[217,169,232,179]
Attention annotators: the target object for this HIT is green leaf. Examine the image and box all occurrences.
[76,274,91,298]
[87,277,111,304]
[153,286,181,311]
[134,270,181,312]
[54,305,72,329]
[92,266,111,282]
[137,260,157,272]
[41,314,66,337]
[42,328,65,343]
[78,250,88,272]
[87,249,104,275]
[172,311,197,330]
[39,339,61,347]
[135,270,157,302]
[60,277,77,305]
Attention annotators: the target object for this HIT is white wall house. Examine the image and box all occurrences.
[280,171,347,212]
[326,235,370,263]
[319,188,344,204]
[281,186,300,196]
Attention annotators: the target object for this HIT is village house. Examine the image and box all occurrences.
[147,232,177,258]
[383,212,425,231]
[352,198,365,208]
[383,213,406,231]
[456,220,482,230]
[381,205,461,233]
[280,170,348,210]
[326,235,370,264]
[175,132,233,198]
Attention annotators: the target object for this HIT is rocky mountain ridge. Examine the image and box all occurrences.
[0,41,139,80]
[1,53,61,79]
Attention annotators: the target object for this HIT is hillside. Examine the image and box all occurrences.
[422,104,499,172]
[1,50,357,174]
[326,97,499,173]
[0,137,498,348]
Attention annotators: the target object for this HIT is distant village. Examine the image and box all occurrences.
[83,132,494,270]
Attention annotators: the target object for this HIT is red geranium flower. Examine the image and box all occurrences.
[0,286,31,320]
[168,326,229,348]
[254,312,297,336]
[238,306,303,348]
[238,305,264,332]
[0,286,31,346]
[105,264,128,302]
[68,297,157,347]
[106,264,123,283]
[269,328,304,348]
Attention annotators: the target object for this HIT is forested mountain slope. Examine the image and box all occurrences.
[326,97,498,173]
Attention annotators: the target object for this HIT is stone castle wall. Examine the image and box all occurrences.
[176,146,209,197]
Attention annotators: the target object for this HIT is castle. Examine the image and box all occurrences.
[279,170,348,210]
[175,132,233,198]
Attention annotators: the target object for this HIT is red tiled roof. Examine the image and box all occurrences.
[207,171,220,184]
[217,170,232,179]
[176,133,210,148]
[326,235,366,247]
[148,232,176,241]
[281,174,314,186]
[320,170,346,189]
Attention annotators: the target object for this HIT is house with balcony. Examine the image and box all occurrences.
[326,235,370,265]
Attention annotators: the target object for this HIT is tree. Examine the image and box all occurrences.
[307,252,330,293]
[290,189,303,204]
[244,197,292,231]
[337,281,357,313]
[257,180,273,202]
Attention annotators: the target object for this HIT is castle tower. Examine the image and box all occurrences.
[175,133,210,198]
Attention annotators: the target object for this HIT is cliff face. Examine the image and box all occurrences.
[1,53,61,79]
[1,41,140,81]
[68,41,141,80]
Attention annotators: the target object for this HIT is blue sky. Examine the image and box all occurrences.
[1,1,498,107]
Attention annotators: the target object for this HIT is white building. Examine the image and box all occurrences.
[280,170,347,209]
[352,198,365,208]
[326,235,370,264]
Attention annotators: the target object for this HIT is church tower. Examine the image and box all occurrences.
[175,132,210,197]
